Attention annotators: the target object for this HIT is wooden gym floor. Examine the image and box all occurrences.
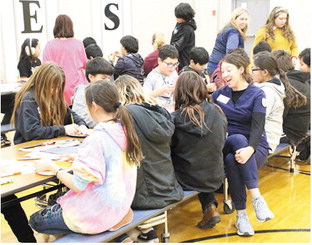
[1,132,310,243]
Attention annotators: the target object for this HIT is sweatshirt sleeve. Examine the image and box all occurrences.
[290,39,299,57]
[15,98,65,142]
[170,26,190,51]
[226,31,240,53]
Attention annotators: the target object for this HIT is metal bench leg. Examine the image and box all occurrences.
[223,178,234,214]
[161,211,170,243]
[289,145,298,173]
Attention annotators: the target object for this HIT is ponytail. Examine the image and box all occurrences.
[115,105,144,166]
[85,80,144,167]
[279,69,307,108]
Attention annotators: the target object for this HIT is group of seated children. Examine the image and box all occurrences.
[4,33,310,242]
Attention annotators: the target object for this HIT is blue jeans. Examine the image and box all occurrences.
[223,134,268,210]
[29,204,71,235]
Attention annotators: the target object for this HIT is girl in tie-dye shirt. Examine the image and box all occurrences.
[30,80,143,234]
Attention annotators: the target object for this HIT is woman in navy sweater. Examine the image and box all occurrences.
[212,50,274,236]
[207,7,248,76]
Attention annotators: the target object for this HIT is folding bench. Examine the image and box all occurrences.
[53,190,199,243]
[1,124,15,134]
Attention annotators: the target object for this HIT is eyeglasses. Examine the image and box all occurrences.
[251,68,263,72]
[163,61,179,69]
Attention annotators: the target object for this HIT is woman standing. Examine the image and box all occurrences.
[253,7,298,61]
[207,7,248,76]
[43,14,88,105]
[212,51,274,236]
[171,71,227,229]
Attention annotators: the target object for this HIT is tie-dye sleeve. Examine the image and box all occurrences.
[72,135,106,184]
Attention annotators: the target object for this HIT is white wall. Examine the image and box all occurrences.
[0,0,310,83]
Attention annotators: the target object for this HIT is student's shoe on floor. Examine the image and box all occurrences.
[252,196,274,222]
[197,203,221,229]
[114,233,135,243]
[235,212,254,236]
[137,229,159,243]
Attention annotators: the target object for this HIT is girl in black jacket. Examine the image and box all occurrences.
[171,71,227,229]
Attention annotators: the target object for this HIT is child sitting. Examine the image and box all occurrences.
[72,57,114,128]
[11,62,88,144]
[29,80,144,235]
[109,35,144,85]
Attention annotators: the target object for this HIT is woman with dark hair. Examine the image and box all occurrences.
[212,50,274,236]
[17,38,41,79]
[43,14,88,105]
[171,71,227,230]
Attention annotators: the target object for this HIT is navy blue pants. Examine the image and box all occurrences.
[223,134,268,210]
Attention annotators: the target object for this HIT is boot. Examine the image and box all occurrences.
[197,203,221,229]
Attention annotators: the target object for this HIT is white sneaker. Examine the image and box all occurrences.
[235,212,255,236]
[252,196,274,222]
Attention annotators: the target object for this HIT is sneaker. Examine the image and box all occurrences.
[252,196,274,222]
[114,233,134,243]
[235,212,255,236]
[137,229,159,243]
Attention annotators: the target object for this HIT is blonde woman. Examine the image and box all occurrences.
[207,7,248,76]
[253,7,298,61]
[144,32,166,75]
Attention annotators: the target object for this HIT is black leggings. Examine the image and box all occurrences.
[1,194,36,242]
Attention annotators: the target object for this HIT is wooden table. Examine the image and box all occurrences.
[1,136,74,207]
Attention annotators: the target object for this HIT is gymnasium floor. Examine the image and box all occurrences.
[1,132,310,243]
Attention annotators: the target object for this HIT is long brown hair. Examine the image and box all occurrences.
[11,62,67,126]
[115,75,157,105]
[85,80,143,166]
[253,51,307,108]
[263,6,295,42]
[53,14,74,38]
[174,71,211,128]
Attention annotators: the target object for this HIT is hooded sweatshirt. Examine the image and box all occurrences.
[171,100,227,192]
[127,103,184,209]
[114,53,144,85]
[283,70,310,144]
[58,122,137,234]
[170,20,197,70]
[256,77,286,152]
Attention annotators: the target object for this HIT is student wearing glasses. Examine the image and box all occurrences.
[143,45,179,107]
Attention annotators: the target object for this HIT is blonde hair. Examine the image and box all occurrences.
[220,7,248,41]
[152,32,166,50]
[11,62,67,126]
[115,75,157,105]
[263,6,295,42]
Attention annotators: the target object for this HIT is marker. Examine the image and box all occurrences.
[17,157,41,161]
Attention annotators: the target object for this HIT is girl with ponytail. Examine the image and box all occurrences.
[17,38,41,79]
[30,80,143,235]
[252,51,307,151]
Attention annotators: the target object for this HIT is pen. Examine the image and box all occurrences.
[71,113,74,124]
[17,157,41,161]
[21,143,43,149]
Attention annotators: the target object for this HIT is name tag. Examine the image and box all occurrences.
[216,94,230,104]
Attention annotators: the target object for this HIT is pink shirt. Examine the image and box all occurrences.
[43,38,88,105]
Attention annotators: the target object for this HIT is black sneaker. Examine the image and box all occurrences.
[137,230,159,243]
